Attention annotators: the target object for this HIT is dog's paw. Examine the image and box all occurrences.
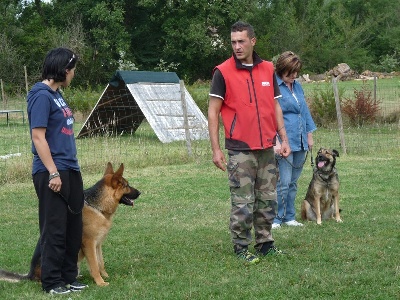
[100,271,109,278]
[97,281,109,287]
[336,218,343,223]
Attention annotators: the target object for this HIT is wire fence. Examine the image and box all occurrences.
[0,77,399,180]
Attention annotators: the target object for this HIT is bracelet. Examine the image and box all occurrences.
[277,125,285,133]
[49,172,60,181]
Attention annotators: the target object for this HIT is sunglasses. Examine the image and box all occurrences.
[65,54,76,68]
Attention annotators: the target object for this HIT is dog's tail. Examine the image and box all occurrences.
[0,239,42,283]
[0,269,30,283]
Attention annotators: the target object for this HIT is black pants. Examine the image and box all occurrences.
[32,170,84,292]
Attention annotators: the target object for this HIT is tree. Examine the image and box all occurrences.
[0,34,25,93]
[48,0,131,84]
[251,0,304,61]
[127,0,259,82]
[1,0,400,92]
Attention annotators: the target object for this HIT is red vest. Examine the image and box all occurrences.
[216,56,277,150]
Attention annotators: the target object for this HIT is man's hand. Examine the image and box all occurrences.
[212,149,227,171]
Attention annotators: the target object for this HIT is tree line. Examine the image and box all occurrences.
[1,0,399,93]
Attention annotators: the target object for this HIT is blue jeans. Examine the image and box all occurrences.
[274,151,307,224]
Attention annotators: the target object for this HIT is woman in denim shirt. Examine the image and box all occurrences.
[272,51,317,228]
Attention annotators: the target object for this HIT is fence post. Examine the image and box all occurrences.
[180,80,192,156]
[24,66,29,95]
[332,77,347,154]
[1,79,5,109]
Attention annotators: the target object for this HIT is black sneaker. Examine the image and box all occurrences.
[236,249,260,264]
[66,281,88,291]
[48,286,71,295]
[256,245,285,257]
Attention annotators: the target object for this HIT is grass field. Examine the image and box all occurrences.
[0,79,399,299]
[0,153,399,299]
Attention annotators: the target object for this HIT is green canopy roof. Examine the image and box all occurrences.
[109,70,180,87]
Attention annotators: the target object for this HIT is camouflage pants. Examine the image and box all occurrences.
[227,148,277,252]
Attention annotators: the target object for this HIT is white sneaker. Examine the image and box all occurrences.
[271,223,281,229]
[283,220,304,226]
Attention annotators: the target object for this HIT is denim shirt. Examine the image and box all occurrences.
[276,75,317,151]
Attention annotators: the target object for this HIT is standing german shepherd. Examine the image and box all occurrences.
[0,162,140,286]
[301,148,342,225]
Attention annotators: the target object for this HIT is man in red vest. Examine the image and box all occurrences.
[208,21,290,264]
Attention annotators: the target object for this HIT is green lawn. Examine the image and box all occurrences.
[0,152,399,299]
[0,79,399,299]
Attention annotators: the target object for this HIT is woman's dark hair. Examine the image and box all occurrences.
[275,51,302,78]
[41,47,78,82]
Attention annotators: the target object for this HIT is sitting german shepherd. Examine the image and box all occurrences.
[301,148,342,225]
[0,162,140,286]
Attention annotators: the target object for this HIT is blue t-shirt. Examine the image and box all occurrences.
[27,82,80,175]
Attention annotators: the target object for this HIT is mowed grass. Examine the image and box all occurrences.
[0,79,399,298]
[0,152,399,299]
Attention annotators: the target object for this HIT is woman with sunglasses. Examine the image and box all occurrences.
[27,48,87,295]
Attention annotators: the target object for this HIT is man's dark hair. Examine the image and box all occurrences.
[231,21,255,39]
[41,47,78,82]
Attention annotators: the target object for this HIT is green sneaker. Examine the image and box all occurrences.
[265,245,285,255]
[236,249,260,264]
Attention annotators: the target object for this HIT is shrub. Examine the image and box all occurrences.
[62,85,102,117]
[379,110,400,124]
[309,86,343,127]
[374,54,399,73]
[341,85,381,126]
[186,80,209,115]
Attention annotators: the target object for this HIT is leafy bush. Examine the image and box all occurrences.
[186,81,210,115]
[308,86,344,127]
[372,54,399,72]
[341,85,381,126]
[0,34,26,93]
[62,85,102,117]
[379,110,400,124]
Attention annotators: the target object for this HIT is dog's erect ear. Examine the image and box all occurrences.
[104,162,114,175]
[111,164,124,188]
[114,163,124,177]
[332,149,339,157]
